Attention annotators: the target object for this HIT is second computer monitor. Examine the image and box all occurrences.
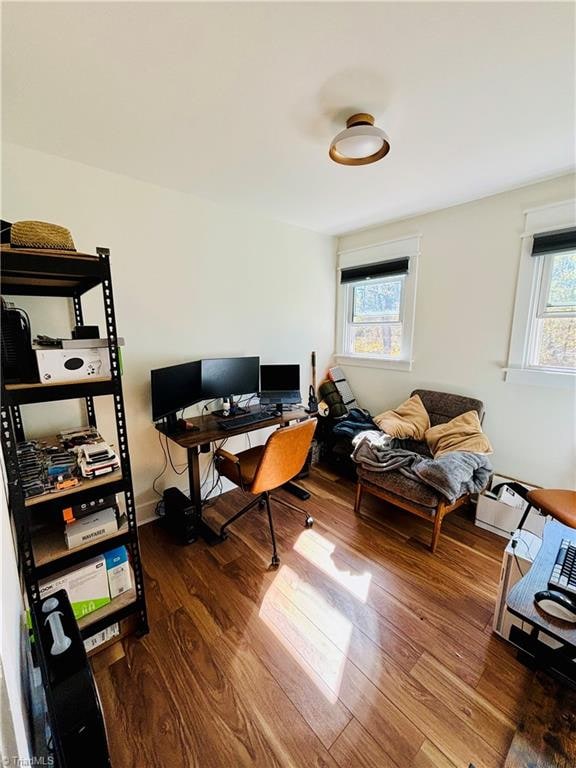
[201,356,260,400]
[151,360,202,424]
[260,364,301,405]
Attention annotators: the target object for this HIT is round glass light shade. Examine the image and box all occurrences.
[334,132,385,159]
[329,120,390,166]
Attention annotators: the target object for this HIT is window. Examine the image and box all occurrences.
[336,237,419,370]
[506,201,576,388]
[346,275,404,357]
[528,249,576,370]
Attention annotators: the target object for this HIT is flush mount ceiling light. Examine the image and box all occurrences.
[329,113,390,166]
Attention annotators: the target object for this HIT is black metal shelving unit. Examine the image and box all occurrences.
[1,244,148,644]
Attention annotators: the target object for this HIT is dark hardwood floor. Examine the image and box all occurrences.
[504,671,576,768]
[94,466,535,768]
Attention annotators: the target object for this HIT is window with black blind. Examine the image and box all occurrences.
[336,239,419,365]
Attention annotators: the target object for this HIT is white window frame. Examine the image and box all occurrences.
[335,235,420,371]
[505,200,576,389]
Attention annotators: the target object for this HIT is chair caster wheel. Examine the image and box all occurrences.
[271,555,280,568]
[258,499,266,509]
[305,516,314,528]
[220,531,228,541]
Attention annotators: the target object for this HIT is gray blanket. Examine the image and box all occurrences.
[408,452,492,504]
[351,430,417,471]
[351,430,492,504]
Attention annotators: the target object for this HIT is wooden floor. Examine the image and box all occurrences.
[504,672,576,768]
[93,467,535,768]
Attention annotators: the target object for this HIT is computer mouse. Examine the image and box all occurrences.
[534,590,576,622]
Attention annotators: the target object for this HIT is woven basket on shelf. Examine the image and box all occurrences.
[10,220,76,251]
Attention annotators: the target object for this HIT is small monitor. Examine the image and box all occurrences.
[201,356,260,400]
[260,364,300,393]
[151,360,202,424]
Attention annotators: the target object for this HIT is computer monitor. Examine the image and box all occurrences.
[260,364,300,392]
[151,360,202,429]
[260,364,301,408]
[201,356,260,415]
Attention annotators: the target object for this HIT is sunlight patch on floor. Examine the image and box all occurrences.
[293,528,372,603]
[259,565,352,702]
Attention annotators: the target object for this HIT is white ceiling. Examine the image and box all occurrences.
[3,2,575,235]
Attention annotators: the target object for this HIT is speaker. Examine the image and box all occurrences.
[1,300,39,383]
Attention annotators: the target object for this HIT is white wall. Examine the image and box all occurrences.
[337,174,576,488]
[0,465,31,761]
[2,143,336,520]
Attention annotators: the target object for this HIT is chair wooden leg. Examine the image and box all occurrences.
[431,507,444,553]
[354,482,363,515]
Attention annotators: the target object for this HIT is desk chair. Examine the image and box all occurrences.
[215,419,317,567]
[517,489,576,532]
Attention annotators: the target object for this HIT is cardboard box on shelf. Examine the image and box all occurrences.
[64,506,118,549]
[84,623,120,653]
[104,546,132,599]
[63,494,117,524]
[39,555,110,620]
[475,474,542,539]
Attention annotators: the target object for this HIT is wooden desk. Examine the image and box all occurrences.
[507,521,576,682]
[157,407,309,539]
[508,521,576,647]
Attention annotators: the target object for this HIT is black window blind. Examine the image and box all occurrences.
[340,257,409,284]
[531,228,576,256]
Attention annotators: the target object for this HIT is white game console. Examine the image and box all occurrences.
[34,347,111,383]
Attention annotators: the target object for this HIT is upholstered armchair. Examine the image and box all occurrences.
[354,389,487,553]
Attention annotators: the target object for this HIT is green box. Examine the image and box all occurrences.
[39,555,111,620]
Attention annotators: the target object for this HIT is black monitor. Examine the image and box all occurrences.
[260,364,300,392]
[151,360,202,429]
[201,356,260,415]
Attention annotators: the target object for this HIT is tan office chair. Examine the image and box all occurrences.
[518,489,576,531]
[215,419,317,567]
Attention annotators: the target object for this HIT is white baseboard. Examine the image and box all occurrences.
[136,497,162,527]
[135,481,232,527]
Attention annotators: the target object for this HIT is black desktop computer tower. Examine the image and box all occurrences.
[162,487,198,544]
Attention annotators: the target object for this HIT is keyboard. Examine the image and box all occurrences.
[217,412,273,431]
[549,538,576,597]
